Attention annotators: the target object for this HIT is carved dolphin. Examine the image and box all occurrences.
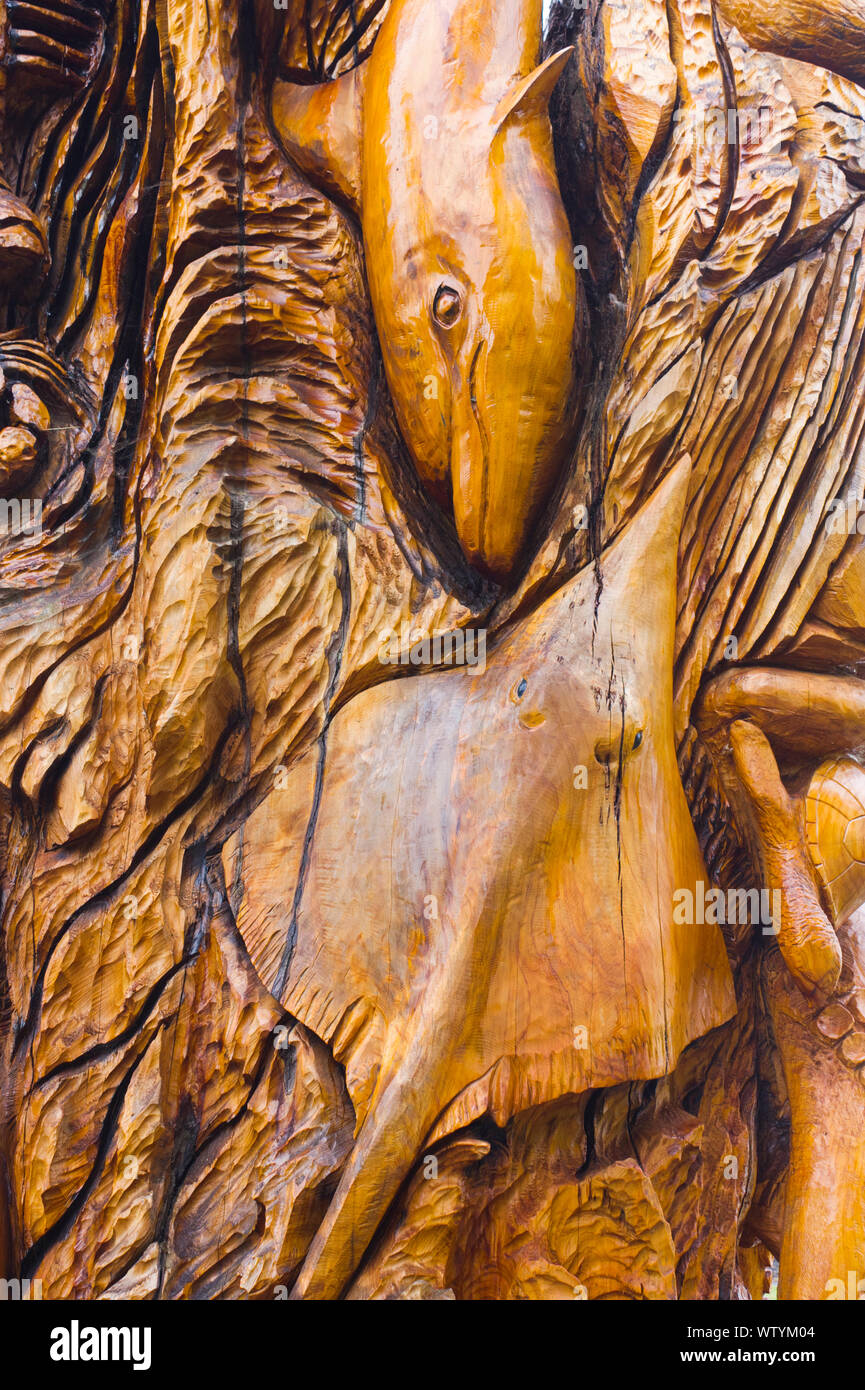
[272,0,585,583]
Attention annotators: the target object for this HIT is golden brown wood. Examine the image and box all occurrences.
[0,0,864,1307]
[274,0,585,582]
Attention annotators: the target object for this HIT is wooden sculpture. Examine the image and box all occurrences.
[1,0,865,1304]
[273,0,586,579]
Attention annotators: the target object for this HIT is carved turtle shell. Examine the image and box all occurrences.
[805,758,865,926]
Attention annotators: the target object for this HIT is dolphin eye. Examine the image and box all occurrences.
[433,284,462,328]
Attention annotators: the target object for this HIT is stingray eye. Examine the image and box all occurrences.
[433,284,462,328]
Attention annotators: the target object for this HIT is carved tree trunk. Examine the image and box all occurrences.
[1,0,864,1302]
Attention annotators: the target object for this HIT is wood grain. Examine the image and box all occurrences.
[0,0,863,1302]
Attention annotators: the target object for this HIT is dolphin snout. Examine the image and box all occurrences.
[450,340,501,578]
[451,337,556,585]
[449,321,575,584]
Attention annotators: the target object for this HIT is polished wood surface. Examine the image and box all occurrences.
[274,0,584,581]
[0,0,864,1303]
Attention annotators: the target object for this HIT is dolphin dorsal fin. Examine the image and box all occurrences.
[272,64,367,214]
[492,46,574,134]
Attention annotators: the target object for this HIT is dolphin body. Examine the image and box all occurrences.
[272,0,585,583]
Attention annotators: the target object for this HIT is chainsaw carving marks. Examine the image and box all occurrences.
[0,0,864,1305]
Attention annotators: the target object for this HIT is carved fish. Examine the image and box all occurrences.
[227,456,736,1299]
[272,0,586,583]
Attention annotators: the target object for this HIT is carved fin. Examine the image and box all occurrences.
[271,64,366,213]
[492,46,574,134]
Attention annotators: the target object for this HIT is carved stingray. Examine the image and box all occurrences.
[226,456,736,1298]
[272,0,584,583]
